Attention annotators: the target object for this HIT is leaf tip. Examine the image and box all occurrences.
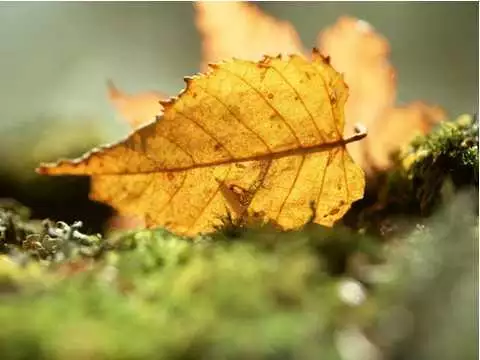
[35,165,48,175]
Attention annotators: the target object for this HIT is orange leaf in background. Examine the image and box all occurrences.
[38,53,366,236]
[318,17,446,172]
[194,3,446,173]
[195,1,304,70]
[367,102,446,169]
[318,17,395,172]
[319,17,396,121]
[107,80,166,129]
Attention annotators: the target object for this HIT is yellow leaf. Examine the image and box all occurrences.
[194,4,445,173]
[37,52,366,236]
[107,80,166,129]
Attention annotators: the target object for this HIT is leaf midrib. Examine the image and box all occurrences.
[92,133,364,176]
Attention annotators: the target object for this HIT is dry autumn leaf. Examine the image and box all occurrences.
[38,52,366,236]
[194,3,446,172]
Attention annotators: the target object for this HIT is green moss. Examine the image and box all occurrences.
[355,114,478,235]
[0,115,477,359]
[0,227,366,360]
[406,114,478,212]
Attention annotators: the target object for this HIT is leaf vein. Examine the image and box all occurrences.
[67,137,358,176]
[187,166,233,232]
[154,171,188,220]
[341,149,350,203]
[219,66,302,147]
[315,149,338,207]
[310,63,342,138]
[195,83,273,152]
[275,155,306,221]
[177,109,236,159]
[271,61,327,142]
[242,159,273,214]
[158,133,196,164]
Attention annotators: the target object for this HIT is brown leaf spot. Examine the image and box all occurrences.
[270,113,281,121]
[329,208,340,216]
[330,93,337,105]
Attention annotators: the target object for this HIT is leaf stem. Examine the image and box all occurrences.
[343,124,368,145]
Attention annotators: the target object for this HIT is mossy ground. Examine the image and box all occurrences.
[0,115,478,360]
